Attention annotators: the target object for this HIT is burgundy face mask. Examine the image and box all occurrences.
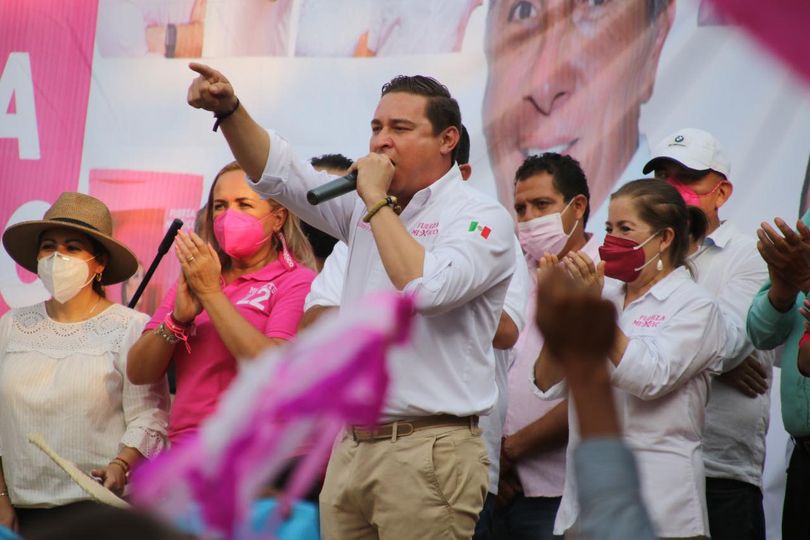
[598,232,660,283]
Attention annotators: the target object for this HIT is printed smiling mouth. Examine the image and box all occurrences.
[521,139,578,157]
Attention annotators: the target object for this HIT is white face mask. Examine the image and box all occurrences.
[517,199,578,261]
[37,253,96,304]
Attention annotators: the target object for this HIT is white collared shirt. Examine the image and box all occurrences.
[304,241,348,310]
[691,221,774,487]
[252,131,516,419]
[536,267,728,538]
[306,236,529,493]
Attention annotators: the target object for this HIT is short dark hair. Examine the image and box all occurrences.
[310,153,353,172]
[611,179,708,269]
[381,75,462,161]
[514,153,591,225]
[456,125,470,165]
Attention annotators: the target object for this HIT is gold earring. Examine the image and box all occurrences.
[95,272,103,282]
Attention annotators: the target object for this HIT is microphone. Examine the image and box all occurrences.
[127,219,184,309]
[306,171,358,205]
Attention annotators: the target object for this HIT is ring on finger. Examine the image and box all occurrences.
[187,255,195,262]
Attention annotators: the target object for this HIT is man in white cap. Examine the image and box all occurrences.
[644,128,772,540]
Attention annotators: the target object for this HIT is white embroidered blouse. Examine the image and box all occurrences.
[0,302,170,507]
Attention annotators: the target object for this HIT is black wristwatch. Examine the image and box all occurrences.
[165,23,177,58]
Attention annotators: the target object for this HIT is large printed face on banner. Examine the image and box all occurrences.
[483,0,674,212]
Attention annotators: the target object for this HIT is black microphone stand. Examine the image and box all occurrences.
[127,218,184,309]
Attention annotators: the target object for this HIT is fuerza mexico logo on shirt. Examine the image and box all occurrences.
[468,220,491,239]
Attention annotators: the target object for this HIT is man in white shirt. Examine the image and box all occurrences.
[298,137,531,539]
[643,128,772,540]
[187,65,516,540]
[496,153,597,540]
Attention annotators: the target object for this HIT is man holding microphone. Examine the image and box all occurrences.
[186,64,516,540]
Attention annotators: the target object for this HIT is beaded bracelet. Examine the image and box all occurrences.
[363,195,399,223]
[155,322,180,344]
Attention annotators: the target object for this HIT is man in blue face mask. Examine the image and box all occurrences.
[494,153,592,540]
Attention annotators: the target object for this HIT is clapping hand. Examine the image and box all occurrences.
[757,217,810,294]
[175,230,222,298]
[535,267,617,361]
[561,251,605,298]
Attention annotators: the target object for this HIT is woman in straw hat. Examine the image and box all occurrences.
[0,192,170,533]
[127,162,316,444]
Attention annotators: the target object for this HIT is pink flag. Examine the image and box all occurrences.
[131,291,414,538]
[708,0,810,84]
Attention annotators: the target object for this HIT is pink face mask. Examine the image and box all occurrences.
[665,178,722,206]
[517,199,577,261]
[213,209,271,260]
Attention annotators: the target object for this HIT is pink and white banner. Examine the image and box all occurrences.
[3,0,809,315]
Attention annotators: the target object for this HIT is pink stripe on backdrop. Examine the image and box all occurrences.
[0,0,98,312]
[708,0,810,85]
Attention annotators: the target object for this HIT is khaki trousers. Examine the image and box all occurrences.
[319,424,489,540]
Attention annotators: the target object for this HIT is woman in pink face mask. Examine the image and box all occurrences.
[533,179,744,539]
[128,162,316,443]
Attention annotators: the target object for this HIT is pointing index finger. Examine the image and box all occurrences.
[189,62,219,82]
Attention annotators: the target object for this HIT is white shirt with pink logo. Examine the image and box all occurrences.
[536,266,737,538]
[253,131,516,420]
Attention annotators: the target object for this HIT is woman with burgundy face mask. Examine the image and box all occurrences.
[0,193,169,533]
[533,179,742,539]
[127,162,316,444]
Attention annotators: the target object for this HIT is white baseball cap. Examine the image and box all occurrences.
[643,128,731,177]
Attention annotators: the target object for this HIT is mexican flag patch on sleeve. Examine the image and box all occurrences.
[468,220,491,239]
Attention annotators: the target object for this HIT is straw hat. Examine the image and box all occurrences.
[2,192,138,285]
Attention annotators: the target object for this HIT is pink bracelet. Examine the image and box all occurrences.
[163,313,193,354]
[800,331,810,349]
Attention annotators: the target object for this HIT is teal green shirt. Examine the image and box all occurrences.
[746,210,810,437]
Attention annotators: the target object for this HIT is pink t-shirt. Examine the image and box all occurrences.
[504,235,600,497]
[146,259,315,443]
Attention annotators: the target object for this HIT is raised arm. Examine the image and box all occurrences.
[187,63,269,180]
[187,64,355,242]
